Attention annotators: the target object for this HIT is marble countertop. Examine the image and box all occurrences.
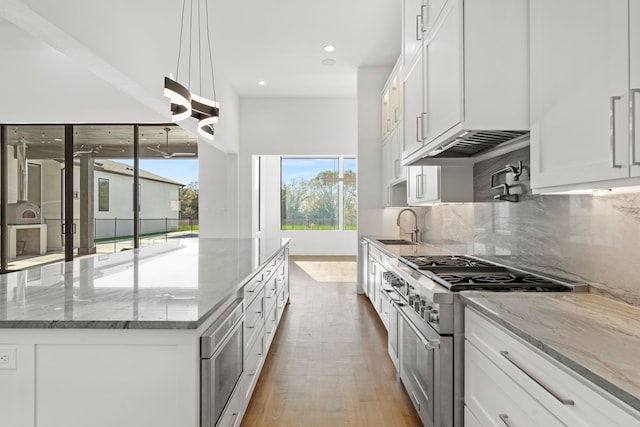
[0,237,289,329]
[462,292,640,412]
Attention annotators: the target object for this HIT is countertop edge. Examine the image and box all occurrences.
[461,293,640,413]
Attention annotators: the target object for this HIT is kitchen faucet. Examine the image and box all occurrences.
[396,208,420,243]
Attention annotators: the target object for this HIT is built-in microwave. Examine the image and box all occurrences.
[201,299,244,427]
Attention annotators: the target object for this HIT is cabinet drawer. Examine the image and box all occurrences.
[216,382,243,427]
[245,324,264,377]
[466,308,640,426]
[264,275,277,300]
[245,293,264,331]
[466,341,563,426]
[244,273,265,303]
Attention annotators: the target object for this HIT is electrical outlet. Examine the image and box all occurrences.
[0,346,17,369]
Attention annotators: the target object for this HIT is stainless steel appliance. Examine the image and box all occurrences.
[382,254,585,427]
[201,299,244,427]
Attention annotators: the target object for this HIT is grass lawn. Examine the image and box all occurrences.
[281,225,357,231]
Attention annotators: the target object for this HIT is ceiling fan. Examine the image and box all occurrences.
[146,127,196,159]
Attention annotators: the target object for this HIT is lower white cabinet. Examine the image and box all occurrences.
[465,341,564,426]
[465,307,640,427]
[238,248,289,426]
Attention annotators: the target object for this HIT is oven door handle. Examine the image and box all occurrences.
[391,299,440,350]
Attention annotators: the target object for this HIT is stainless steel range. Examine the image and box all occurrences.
[381,254,586,427]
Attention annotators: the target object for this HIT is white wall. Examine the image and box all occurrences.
[198,77,240,238]
[239,98,358,255]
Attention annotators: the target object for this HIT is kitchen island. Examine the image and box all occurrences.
[0,237,289,427]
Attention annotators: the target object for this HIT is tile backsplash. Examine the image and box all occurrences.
[422,147,640,306]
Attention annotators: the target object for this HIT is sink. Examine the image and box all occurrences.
[376,239,417,246]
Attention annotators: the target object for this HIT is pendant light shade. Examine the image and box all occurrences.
[164,0,219,140]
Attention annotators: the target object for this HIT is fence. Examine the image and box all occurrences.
[44,217,199,252]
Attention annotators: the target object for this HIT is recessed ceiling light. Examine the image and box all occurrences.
[258,80,267,86]
[323,44,336,52]
[321,58,336,66]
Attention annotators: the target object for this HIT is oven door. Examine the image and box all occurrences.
[201,300,245,427]
[396,302,453,427]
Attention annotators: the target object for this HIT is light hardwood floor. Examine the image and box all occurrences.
[241,256,422,427]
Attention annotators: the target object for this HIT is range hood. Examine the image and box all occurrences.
[404,129,530,166]
[427,130,530,157]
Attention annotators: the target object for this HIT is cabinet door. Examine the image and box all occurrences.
[381,88,391,138]
[407,166,423,205]
[403,0,425,66]
[531,0,630,190]
[424,0,463,144]
[382,139,392,206]
[403,54,426,156]
[392,130,406,181]
[407,166,440,205]
[631,0,640,177]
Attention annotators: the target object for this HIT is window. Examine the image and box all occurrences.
[98,178,109,211]
[280,157,356,231]
[343,158,357,230]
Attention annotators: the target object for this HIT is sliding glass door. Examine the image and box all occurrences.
[0,123,198,273]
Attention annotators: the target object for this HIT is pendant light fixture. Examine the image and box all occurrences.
[164,0,219,140]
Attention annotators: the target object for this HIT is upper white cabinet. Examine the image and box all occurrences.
[402,0,529,164]
[381,59,408,208]
[406,164,473,205]
[381,61,402,139]
[402,0,448,67]
[531,0,640,192]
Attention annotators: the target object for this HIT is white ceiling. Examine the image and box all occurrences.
[1,0,401,100]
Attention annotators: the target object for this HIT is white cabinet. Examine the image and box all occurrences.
[465,307,640,427]
[382,127,408,207]
[465,342,564,427]
[381,58,408,208]
[402,0,529,164]
[531,0,640,192]
[402,0,448,67]
[367,246,389,319]
[406,164,473,205]
[381,60,402,140]
[402,53,425,156]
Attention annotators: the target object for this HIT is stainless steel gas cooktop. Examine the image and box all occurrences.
[398,255,573,292]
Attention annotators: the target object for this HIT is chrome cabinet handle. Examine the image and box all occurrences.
[498,414,512,427]
[610,95,623,168]
[500,351,575,405]
[416,14,423,41]
[416,174,425,199]
[631,88,640,165]
[421,112,428,140]
[416,115,423,142]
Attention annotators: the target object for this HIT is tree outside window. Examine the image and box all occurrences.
[280,157,356,231]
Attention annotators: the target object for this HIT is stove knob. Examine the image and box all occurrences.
[429,310,439,323]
